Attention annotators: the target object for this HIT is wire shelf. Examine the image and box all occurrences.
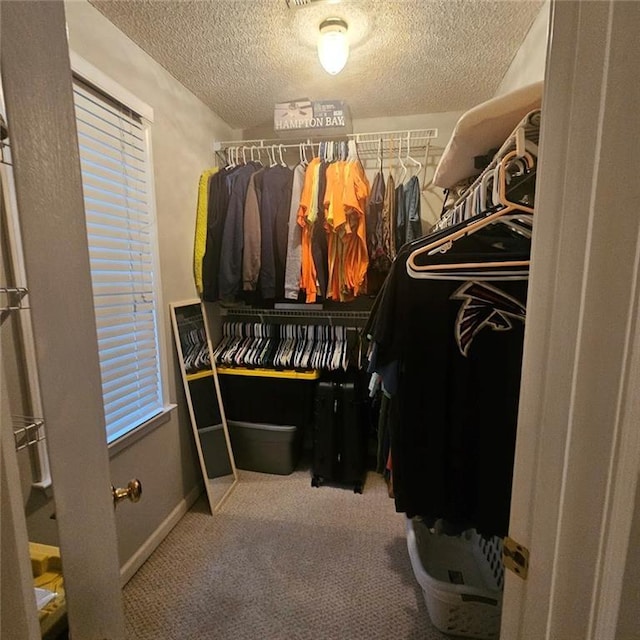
[214,128,439,156]
[219,306,371,326]
[13,416,46,452]
[0,287,29,311]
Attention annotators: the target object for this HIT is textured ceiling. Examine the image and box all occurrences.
[89,0,543,131]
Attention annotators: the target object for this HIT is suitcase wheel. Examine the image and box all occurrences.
[311,475,320,488]
[353,483,363,494]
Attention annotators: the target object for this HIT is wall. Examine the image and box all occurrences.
[496,0,550,95]
[7,0,238,569]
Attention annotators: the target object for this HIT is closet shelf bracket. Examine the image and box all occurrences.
[1,286,29,312]
[1,138,12,167]
[13,415,46,452]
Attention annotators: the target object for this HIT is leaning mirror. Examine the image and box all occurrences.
[169,300,238,512]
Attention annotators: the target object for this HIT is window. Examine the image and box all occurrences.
[72,78,165,444]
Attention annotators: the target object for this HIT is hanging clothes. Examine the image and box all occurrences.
[394,182,406,252]
[259,164,294,299]
[366,221,531,538]
[193,167,217,295]
[284,163,306,300]
[403,175,422,243]
[202,167,232,302]
[312,160,330,299]
[219,163,258,302]
[325,158,370,301]
[342,160,370,297]
[365,170,389,295]
[383,172,396,260]
[242,167,265,292]
[324,159,345,301]
[366,170,385,261]
[297,157,321,303]
[198,137,440,305]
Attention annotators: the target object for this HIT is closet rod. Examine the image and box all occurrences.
[213,128,439,153]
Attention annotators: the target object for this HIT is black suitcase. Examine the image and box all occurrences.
[311,380,366,493]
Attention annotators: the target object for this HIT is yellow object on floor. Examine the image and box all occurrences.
[29,542,66,637]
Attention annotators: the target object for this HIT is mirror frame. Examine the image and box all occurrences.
[169,299,238,513]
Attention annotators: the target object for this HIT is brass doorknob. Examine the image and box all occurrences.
[111,479,142,508]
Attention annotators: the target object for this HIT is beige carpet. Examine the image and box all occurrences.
[123,464,451,640]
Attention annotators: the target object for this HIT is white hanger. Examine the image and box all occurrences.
[225,146,235,170]
[397,137,407,184]
[406,151,535,275]
[242,146,247,165]
[347,139,358,163]
[279,144,286,167]
[492,161,502,205]
[405,132,422,177]
[464,192,474,222]
[479,169,492,212]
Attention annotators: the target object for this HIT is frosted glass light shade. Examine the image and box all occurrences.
[318,18,349,76]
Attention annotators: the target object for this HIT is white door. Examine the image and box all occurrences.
[3,1,638,639]
[1,1,125,638]
[501,1,640,638]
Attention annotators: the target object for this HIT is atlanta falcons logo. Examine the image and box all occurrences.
[451,282,526,357]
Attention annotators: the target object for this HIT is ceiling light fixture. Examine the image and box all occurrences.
[318,18,349,76]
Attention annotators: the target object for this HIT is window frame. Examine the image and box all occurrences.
[71,52,175,455]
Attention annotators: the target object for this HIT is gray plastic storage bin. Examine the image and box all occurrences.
[228,420,301,475]
[198,424,233,478]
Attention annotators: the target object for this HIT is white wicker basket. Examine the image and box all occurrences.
[406,517,504,639]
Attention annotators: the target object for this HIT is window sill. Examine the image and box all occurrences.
[108,404,177,458]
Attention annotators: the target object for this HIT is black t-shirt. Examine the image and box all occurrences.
[368,222,530,537]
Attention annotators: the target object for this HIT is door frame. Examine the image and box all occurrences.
[501,1,640,638]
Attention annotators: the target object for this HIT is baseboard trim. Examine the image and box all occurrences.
[120,483,203,586]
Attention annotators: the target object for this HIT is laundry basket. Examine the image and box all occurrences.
[406,517,504,639]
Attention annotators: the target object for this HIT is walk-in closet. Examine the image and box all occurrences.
[2,2,640,640]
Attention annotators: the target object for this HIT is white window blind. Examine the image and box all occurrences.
[73,79,163,444]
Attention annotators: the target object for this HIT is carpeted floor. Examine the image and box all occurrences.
[123,463,451,640]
